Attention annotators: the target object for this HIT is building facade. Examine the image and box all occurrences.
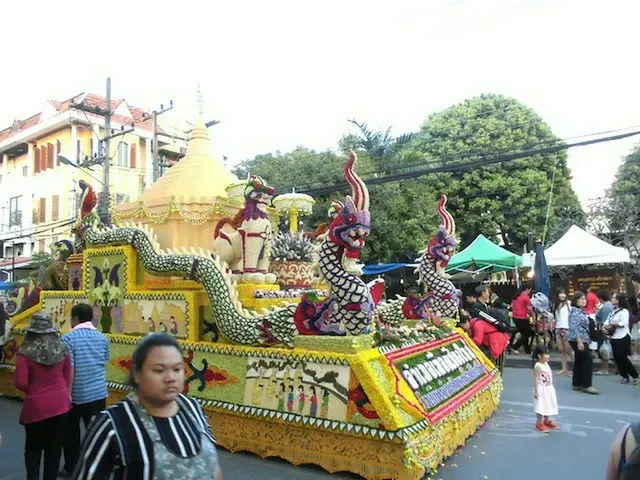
[0,92,184,279]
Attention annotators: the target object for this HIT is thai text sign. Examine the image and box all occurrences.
[384,334,492,423]
[569,269,620,295]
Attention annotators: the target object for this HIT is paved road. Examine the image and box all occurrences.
[1,368,638,479]
[437,368,640,480]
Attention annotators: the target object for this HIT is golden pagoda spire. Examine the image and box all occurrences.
[190,84,209,142]
[136,88,237,203]
[196,84,203,115]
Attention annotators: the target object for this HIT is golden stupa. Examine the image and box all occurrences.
[112,110,245,251]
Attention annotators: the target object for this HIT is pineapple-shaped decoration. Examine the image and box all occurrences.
[269,232,316,288]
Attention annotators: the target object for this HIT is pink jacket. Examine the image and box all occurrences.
[14,353,72,424]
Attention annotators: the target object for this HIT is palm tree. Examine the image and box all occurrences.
[346,120,416,173]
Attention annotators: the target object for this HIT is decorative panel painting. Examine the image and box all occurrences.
[123,296,189,337]
[108,340,246,404]
[42,296,90,332]
[85,249,127,334]
[243,356,350,421]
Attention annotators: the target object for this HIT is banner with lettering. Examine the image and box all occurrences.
[383,334,495,424]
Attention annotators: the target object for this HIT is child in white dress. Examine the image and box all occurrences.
[532,344,559,433]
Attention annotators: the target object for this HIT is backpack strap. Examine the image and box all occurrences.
[620,423,640,475]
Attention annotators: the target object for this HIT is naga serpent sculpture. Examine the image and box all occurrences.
[376,195,460,325]
[294,152,379,336]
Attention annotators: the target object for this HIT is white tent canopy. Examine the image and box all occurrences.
[544,225,631,266]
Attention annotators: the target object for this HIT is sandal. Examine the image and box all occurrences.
[544,420,560,429]
[594,371,609,376]
[557,369,570,376]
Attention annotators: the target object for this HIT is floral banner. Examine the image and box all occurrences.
[383,334,494,424]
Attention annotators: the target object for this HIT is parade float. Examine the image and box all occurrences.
[0,114,501,480]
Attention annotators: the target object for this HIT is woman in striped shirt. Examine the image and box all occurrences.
[73,334,223,479]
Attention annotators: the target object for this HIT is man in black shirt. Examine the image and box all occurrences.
[470,285,491,318]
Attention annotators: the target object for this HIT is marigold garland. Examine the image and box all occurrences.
[111,197,280,227]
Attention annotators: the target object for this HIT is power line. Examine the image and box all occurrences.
[0,219,75,245]
[296,129,640,197]
[246,120,640,192]
[282,124,640,192]
[0,217,76,238]
[235,104,531,170]
[356,124,640,180]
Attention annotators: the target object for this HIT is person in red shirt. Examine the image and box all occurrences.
[14,313,72,480]
[583,282,599,316]
[511,284,534,354]
[459,311,510,373]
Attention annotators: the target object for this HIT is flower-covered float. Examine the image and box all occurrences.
[0,116,501,480]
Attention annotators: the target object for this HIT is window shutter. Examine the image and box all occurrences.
[40,146,46,171]
[32,207,38,225]
[39,198,46,223]
[47,143,54,169]
[34,147,40,173]
[52,195,59,221]
[56,140,61,166]
[130,144,136,168]
[39,239,45,253]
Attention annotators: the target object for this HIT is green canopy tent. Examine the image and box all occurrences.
[446,234,522,276]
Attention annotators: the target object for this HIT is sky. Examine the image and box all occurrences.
[1,0,639,208]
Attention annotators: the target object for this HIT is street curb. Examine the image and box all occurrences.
[505,356,640,370]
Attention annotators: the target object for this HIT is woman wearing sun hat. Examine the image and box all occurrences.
[14,312,72,480]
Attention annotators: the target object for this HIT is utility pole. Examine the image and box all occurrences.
[103,78,111,225]
[144,101,174,183]
[70,78,134,225]
[11,241,15,282]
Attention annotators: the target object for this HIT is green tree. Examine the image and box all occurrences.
[589,144,640,261]
[413,93,585,250]
[29,251,53,269]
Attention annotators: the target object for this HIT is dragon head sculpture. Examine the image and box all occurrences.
[244,175,275,215]
[328,152,370,260]
[52,239,75,262]
[427,195,457,275]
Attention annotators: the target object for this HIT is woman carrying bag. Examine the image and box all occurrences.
[604,293,639,385]
[14,312,72,480]
[567,292,599,394]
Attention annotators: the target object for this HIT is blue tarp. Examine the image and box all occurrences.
[0,281,14,291]
[362,263,408,275]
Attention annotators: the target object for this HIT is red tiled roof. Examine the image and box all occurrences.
[0,256,32,268]
[0,92,161,144]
